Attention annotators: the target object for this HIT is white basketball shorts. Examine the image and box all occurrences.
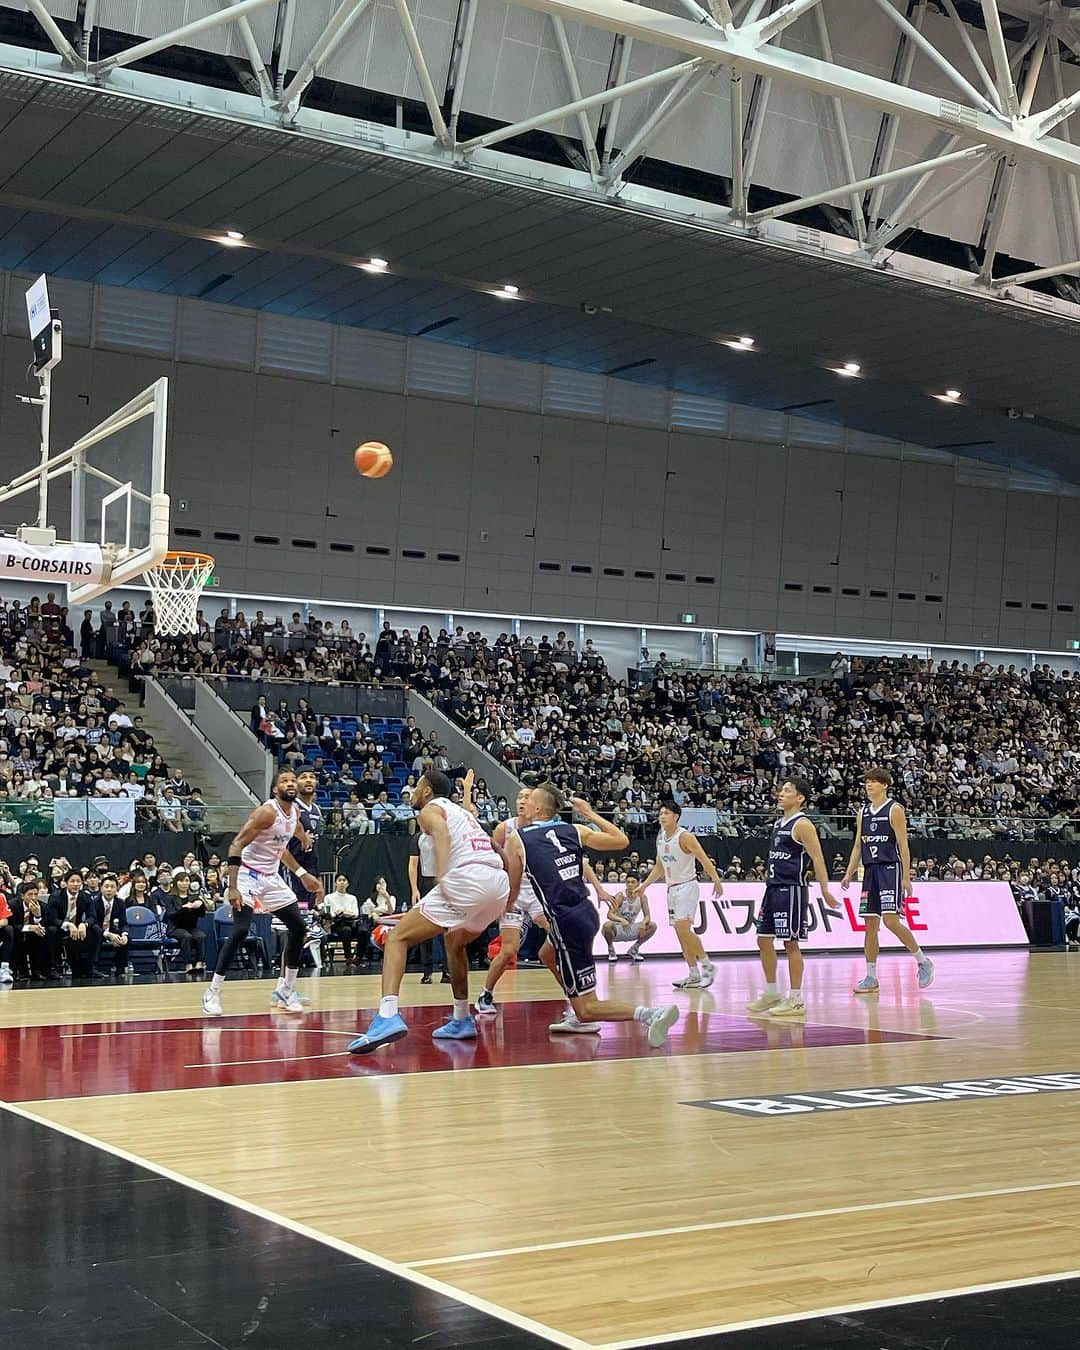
[501,886,545,931]
[420,863,510,934]
[237,866,298,914]
[667,880,700,923]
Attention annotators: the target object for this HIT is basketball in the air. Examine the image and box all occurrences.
[355,441,393,478]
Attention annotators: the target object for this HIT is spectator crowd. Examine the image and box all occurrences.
[0,592,207,832]
[114,609,1080,842]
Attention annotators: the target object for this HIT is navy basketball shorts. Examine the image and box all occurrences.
[860,862,904,917]
[755,883,809,942]
[545,900,600,999]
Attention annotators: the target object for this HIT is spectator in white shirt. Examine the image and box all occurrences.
[321,874,365,965]
[361,876,396,923]
[157,786,183,832]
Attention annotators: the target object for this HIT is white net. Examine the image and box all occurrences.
[143,552,215,636]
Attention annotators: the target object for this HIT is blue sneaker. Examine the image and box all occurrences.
[432,1015,478,1040]
[917,958,935,990]
[853,975,879,994]
[348,1012,408,1054]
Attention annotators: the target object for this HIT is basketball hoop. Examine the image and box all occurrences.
[143,551,215,636]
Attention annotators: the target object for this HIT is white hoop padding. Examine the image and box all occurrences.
[143,551,215,636]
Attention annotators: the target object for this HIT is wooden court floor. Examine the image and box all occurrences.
[3,949,1080,1349]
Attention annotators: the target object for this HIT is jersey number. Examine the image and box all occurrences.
[545,829,562,851]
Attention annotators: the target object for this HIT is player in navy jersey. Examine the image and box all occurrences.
[747,777,839,1019]
[287,768,323,900]
[503,784,679,1047]
[841,767,934,993]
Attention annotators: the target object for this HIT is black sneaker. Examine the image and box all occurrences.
[420,973,433,985]
[440,972,452,984]
[475,991,497,1016]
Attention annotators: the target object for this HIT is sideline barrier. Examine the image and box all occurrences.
[594,881,1028,956]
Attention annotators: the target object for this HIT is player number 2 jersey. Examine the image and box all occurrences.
[860,798,901,867]
[418,797,502,876]
[241,798,299,873]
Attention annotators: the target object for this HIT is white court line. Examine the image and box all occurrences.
[596,1267,1080,1349]
[408,1176,1080,1268]
[60,1027,361,1039]
[184,1052,348,1069]
[0,1098,591,1350]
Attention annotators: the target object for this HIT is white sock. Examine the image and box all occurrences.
[701,956,713,968]
[913,947,925,961]
[564,1004,578,1022]
[764,981,779,996]
[686,961,699,974]
[378,995,399,1019]
[789,988,804,1003]
[210,974,225,992]
[866,961,877,978]
[634,1005,652,1023]
[453,999,469,1020]
[282,967,298,992]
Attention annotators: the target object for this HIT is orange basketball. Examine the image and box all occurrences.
[354,441,393,478]
[373,917,399,948]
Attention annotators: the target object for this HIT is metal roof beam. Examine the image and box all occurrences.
[277,0,375,113]
[459,58,704,154]
[89,0,278,76]
[980,0,1020,118]
[391,0,451,148]
[27,0,81,69]
[508,0,1080,178]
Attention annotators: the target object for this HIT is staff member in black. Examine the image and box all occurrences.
[48,870,101,978]
[98,874,130,977]
[11,878,56,980]
[163,871,209,975]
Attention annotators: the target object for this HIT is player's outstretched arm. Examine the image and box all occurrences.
[841,813,862,889]
[418,803,452,880]
[794,817,839,910]
[504,831,524,908]
[571,797,629,853]
[682,831,723,896]
[583,860,615,908]
[891,802,913,896]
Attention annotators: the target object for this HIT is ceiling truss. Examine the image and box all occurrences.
[20,0,1080,298]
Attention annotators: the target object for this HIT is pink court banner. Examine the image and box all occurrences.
[595,882,1028,956]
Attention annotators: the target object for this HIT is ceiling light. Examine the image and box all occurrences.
[737,335,755,347]
[842,361,861,375]
[224,229,245,242]
[499,283,520,297]
[722,336,756,352]
[360,257,390,273]
[946,388,962,400]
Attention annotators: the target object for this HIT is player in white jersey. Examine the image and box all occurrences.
[349,769,511,1053]
[602,876,658,963]
[202,768,324,1017]
[637,802,725,989]
[475,790,550,1016]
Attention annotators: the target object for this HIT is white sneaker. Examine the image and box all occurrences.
[0,964,12,985]
[673,972,703,989]
[698,960,715,988]
[768,996,807,1019]
[746,991,782,1013]
[607,950,618,963]
[271,988,305,1014]
[647,1004,680,1047]
[202,988,223,1017]
[630,949,644,963]
[549,1012,601,1034]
